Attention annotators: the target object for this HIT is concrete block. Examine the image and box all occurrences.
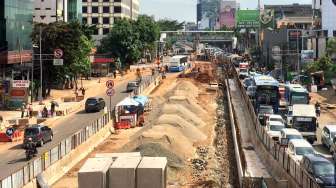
[137,157,167,188]
[78,157,113,188]
[95,152,141,160]
[109,157,141,188]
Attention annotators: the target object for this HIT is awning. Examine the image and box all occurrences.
[133,95,149,106]
[116,97,140,107]
[93,58,114,64]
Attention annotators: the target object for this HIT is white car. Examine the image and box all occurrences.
[321,125,336,150]
[287,139,315,161]
[267,114,284,125]
[265,121,285,141]
[279,128,304,145]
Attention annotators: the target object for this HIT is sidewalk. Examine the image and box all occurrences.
[0,72,136,132]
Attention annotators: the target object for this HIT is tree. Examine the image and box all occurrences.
[99,19,141,69]
[31,21,93,97]
[157,19,184,31]
[327,37,336,57]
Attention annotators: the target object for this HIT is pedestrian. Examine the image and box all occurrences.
[42,106,48,118]
[81,87,86,96]
[315,101,321,117]
[28,104,33,118]
[50,102,55,117]
[21,102,26,118]
[113,70,117,79]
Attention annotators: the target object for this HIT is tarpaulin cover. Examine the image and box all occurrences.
[116,97,140,107]
[133,95,149,106]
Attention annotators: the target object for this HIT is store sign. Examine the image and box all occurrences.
[236,10,260,28]
[12,80,30,88]
[289,30,302,39]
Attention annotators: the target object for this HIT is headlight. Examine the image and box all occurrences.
[315,178,323,184]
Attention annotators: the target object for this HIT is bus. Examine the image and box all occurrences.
[169,55,188,72]
[284,84,310,107]
[253,75,280,113]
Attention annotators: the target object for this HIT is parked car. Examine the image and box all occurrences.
[267,114,285,125]
[301,154,336,187]
[279,128,303,145]
[265,121,285,141]
[321,125,336,150]
[85,97,106,113]
[258,105,274,126]
[126,81,139,92]
[287,139,315,161]
[23,125,53,148]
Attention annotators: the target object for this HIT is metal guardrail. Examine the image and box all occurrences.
[224,62,321,188]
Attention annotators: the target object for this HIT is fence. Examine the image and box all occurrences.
[0,112,112,188]
[224,62,321,188]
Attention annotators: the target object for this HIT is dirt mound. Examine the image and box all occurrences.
[162,104,206,127]
[174,81,200,99]
[156,114,207,142]
[135,143,185,168]
[168,96,208,116]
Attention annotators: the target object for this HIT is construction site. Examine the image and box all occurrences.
[52,60,239,188]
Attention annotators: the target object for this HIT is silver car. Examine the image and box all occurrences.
[321,125,336,150]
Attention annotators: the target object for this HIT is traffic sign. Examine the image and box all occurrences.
[5,128,14,137]
[53,59,64,66]
[106,80,114,88]
[54,48,63,58]
[106,88,115,96]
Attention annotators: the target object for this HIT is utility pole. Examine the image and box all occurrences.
[38,26,43,104]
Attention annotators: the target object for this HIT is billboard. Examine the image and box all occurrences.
[236,10,260,28]
[219,1,236,29]
[260,9,275,29]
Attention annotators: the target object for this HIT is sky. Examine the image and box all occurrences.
[140,0,312,22]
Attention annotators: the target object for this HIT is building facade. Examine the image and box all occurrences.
[33,0,82,23]
[82,0,139,42]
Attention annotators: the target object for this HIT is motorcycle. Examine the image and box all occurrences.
[25,143,37,160]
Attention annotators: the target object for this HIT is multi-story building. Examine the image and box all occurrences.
[312,0,336,37]
[82,0,140,42]
[33,0,82,23]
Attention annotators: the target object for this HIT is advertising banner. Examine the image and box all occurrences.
[236,10,260,28]
[219,1,236,29]
[260,9,275,29]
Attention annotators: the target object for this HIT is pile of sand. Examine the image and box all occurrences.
[174,81,200,99]
[168,96,208,116]
[162,104,206,127]
[156,114,207,142]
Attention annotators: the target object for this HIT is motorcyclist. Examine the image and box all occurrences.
[26,137,37,155]
[315,101,321,117]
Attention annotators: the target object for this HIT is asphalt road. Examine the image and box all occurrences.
[0,76,149,180]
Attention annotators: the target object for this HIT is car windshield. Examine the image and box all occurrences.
[270,118,283,123]
[25,128,39,136]
[296,147,314,155]
[287,134,303,140]
[259,107,274,114]
[270,125,284,131]
[86,99,97,104]
[244,79,253,86]
[314,162,335,176]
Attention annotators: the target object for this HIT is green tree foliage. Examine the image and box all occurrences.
[327,37,336,56]
[156,19,184,31]
[31,21,93,96]
[100,16,160,68]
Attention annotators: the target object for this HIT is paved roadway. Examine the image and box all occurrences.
[0,75,148,179]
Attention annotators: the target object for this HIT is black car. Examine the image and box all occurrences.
[301,154,336,187]
[85,97,106,113]
[23,125,53,147]
[126,81,139,92]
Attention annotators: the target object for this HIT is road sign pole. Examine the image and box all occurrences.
[110,96,112,112]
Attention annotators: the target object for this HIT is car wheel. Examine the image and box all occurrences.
[39,140,44,147]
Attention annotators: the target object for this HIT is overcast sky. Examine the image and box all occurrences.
[140,0,312,22]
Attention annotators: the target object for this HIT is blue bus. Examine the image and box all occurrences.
[284,84,310,107]
[169,55,188,72]
[253,75,280,113]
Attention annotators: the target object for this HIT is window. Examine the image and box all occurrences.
[114,0,121,2]
[82,0,87,2]
[103,6,109,13]
[114,6,121,13]
[103,28,109,35]
[93,28,99,35]
[82,6,87,13]
[92,17,98,24]
[103,0,109,2]
[82,17,87,24]
[92,0,98,2]
[92,6,98,13]
[103,17,109,24]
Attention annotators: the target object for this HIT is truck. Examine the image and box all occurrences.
[286,104,317,144]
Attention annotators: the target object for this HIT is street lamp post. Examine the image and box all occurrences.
[38,26,43,104]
